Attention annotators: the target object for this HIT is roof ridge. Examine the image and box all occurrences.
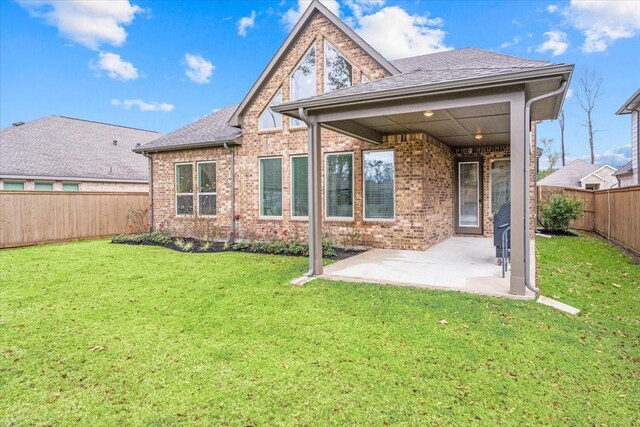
[56,116,161,134]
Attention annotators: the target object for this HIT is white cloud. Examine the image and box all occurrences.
[111,99,174,112]
[565,88,574,98]
[17,0,144,50]
[536,30,569,56]
[354,6,450,59]
[546,4,559,13]
[564,0,640,53]
[237,10,257,36]
[184,53,215,84]
[90,52,139,81]
[500,35,522,49]
[282,0,341,30]
[578,145,632,167]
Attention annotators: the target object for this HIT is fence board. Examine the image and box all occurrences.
[537,185,595,231]
[0,191,148,248]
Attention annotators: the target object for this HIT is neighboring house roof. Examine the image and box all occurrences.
[0,116,160,182]
[613,161,633,176]
[616,88,640,115]
[228,0,399,127]
[579,165,617,183]
[537,159,610,188]
[135,105,241,153]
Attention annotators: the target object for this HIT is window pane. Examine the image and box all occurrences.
[177,195,194,215]
[364,151,394,219]
[260,158,282,217]
[3,182,24,191]
[198,163,216,193]
[199,194,216,216]
[325,41,352,93]
[291,46,316,127]
[35,182,53,191]
[459,162,479,227]
[176,164,193,193]
[291,156,308,217]
[491,159,510,214]
[326,153,353,218]
[259,90,283,130]
[63,183,79,191]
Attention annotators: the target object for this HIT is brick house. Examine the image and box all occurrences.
[135,1,573,296]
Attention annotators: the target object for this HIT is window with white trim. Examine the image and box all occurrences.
[175,163,194,215]
[198,162,216,216]
[62,183,79,191]
[325,152,353,219]
[290,155,308,218]
[290,46,316,127]
[258,90,283,130]
[3,181,24,191]
[324,40,352,93]
[35,182,53,191]
[260,157,282,217]
[363,150,395,220]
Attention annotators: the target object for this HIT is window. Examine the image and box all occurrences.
[35,182,53,191]
[175,163,194,215]
[198,162,216,216]
[324,41,352,93]
[325,153,353,219]
[260,157,282,217]
[585,183,600,191]
[3,181,24,191]
[361,74,369,84]
[62,183,79,191]
[363,150,395,220]
[490,159,510,214]
[290,46,316,127]
[291,155,308,218]
[258,90,283,130]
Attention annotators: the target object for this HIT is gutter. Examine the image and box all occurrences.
[523,80,568,294]
[223,142,236,243]
[132,139,240,154]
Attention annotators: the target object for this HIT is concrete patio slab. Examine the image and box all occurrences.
[321,237,535,300]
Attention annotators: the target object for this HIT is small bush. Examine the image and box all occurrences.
[540,193,585,232]
[148,231,171,245]
[322,235,337,258]
[174,239,194,252]
[112,233,147,244]
[201,241,213,251]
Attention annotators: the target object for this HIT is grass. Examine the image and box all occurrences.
[1,234,638,425]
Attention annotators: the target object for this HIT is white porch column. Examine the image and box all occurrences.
[307,121,323,275]
[509,92,528,295]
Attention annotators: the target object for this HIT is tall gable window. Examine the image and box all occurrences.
[259,90,283,130]
[290,46,316,127]
[324,41,353,93]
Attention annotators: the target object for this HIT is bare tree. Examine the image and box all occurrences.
[558,110,566,167]
[575,68,603,164]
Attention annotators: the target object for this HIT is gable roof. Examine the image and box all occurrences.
[579,165,617,183]
[537,159,603,188]
[616,88,640,115]
[134,104,241,153]
[228,0,399,127]
[613,161,633,176]
[0,116,160,182]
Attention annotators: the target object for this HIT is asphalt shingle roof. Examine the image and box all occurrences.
[137,105,242,152]
[537,159,602,188]
[613,161,632,176]
[0,116,160,181]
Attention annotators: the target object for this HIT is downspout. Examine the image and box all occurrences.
[524,80,567,293]
[223,142,236,243]
[141,151,154,231]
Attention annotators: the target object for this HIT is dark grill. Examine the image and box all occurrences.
[493,203,510,258]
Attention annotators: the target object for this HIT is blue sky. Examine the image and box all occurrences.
[1,0,639,167]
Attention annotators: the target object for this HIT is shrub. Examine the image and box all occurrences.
[148,231,171,245]
[322,235,337,258]
[201,241,213,251]
[540,193,585,232]
[174,239,194,252]
[112,233,147,244]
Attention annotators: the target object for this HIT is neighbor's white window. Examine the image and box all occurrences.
[490,159,510,214]
[258,90,283,130]
[259,157,283,217]
[363,150,395,220]
[3,181,24,191]
[290,46,316,127]
[198,162,216,216]
[325,152,354,219]
[62,183,79,191]
[290,155,308,218]
[324,40,353,93]
[175,163,194,215]
[35,182,53,191]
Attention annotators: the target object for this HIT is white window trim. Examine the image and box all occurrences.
[458,161,480,228]
[323,39,354,94]
[362,149,396,222]
[324,151,355,221]
[489,158,510,216]
[2,180,26,191]
[62,182,80,191]
[175,162,194,217]
[290,154,309,220]
[259,156,284,219]
[289,45,316,129]
[258,89,283,131]
[34,181,54,191]
[197,161,217,217]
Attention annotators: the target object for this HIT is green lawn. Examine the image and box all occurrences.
[1,235,638,425]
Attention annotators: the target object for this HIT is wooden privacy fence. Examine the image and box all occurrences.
[0,191,149,248]
[537,185,640,255]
